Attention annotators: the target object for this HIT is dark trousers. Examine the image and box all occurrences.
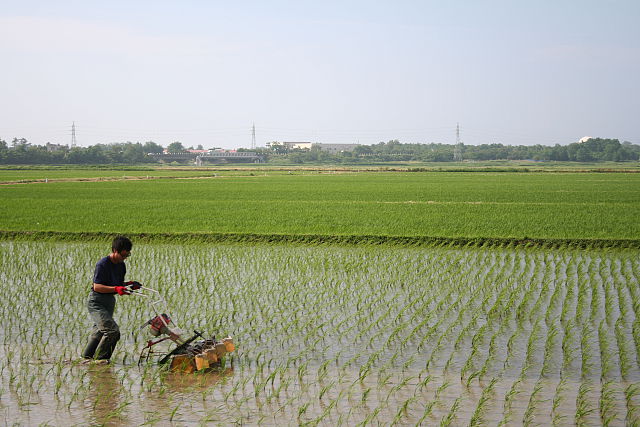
[82,291,120,360]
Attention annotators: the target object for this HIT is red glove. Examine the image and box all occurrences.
[114,286,130,295]
[125,281,142,290]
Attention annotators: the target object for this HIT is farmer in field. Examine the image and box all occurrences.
[82,236,141,363]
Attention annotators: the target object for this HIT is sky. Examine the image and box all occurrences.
[1,0,639,149]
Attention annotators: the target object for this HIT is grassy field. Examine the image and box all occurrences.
[1,171,639,243]
[0,161,638,182]
[0,167,246,182]
[2,241,639,425]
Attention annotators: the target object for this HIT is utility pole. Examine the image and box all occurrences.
[71,122,77,148]
[251,123,256,150]
[453,122,463,162]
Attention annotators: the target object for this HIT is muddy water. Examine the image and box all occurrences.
[1,241,639,425]
[2,361,633,426]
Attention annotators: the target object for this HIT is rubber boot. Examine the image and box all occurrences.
[94,329,121,360]
[82,330,103,359]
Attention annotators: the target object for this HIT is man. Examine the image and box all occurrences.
[82,236,141,363]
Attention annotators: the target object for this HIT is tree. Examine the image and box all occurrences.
[575,146,594,162]
[289,152,304,163]
[353,145,373,156]
[550,144,569,161]
[167,141,185,153]
[269,142,288,154]
[11,137,29,148]
[143,141,164,154]
[122,143,146,163]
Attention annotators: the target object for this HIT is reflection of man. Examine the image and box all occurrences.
[85,364,123,425]
[82,236,141,362]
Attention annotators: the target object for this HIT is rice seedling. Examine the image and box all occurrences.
[625,383,640,426]
[599,380,621,426]
[469,377,498,426]
[598,319,618,381]
[523,379,546,426]
[575,382,597,425]
[1,241,639,424]
[551,377,569,425]
[440,396,462,426]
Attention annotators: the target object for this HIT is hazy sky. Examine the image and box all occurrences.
[1,0,639,149]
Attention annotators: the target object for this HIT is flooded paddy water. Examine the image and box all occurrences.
[1,241,639,425]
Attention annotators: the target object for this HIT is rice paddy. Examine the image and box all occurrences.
[1,172,639,241]
[2,240,639,425]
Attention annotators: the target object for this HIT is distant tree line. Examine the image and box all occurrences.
[0,136,638,165]
[262,138,640,164]
[0,139,164,164]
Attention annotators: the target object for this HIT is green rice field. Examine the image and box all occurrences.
[1,169,639,425]
[2,241,640,425]
[0,167,252,182]
[1,172,639,242]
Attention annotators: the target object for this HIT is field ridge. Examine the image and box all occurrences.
[1,230,638,249]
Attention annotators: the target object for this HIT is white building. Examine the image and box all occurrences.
[266,141,313,150]
[285,141,314,150]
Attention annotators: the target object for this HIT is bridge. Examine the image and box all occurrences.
[149,152,264,164]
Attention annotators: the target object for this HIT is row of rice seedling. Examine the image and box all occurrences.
[1,240,639,424]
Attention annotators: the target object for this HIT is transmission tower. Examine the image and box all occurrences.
[70,122,77,148]
[453,122,463,162]
[251,123,256,150]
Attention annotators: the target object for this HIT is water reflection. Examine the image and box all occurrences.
[85,364,127,426]
[135,366,235,424]
[163,367,235,392]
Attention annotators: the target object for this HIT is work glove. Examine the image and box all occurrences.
[114,286,131,296]
[125,281,142,290]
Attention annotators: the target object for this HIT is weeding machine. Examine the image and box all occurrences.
[128,284,235,372]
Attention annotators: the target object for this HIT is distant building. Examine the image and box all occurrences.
[46,143,67,152]
[283,142,314,150]
[579,136,593,143]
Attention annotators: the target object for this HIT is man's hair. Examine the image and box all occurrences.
[112,236,133,252]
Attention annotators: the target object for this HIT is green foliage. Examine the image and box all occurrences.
[166,141,185,153]
[263,137,640,164]
[0,139,159,165]
[2,136,638,165]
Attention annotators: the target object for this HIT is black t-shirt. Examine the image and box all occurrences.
[93,256,126,291]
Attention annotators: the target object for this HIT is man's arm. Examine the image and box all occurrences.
[93,283,116,294]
